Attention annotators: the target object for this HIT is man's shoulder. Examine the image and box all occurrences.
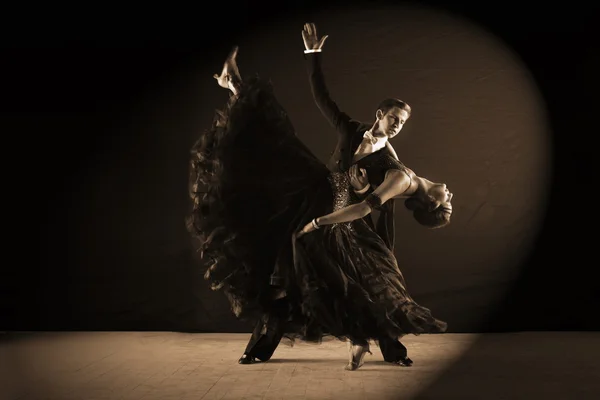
[353,121,370,132]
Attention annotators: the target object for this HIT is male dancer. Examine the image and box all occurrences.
[239,22,414,368]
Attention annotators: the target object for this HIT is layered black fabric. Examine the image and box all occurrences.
[187,76,446,343]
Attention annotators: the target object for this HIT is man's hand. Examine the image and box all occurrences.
[349,164,369,192]
[302,22,328,52]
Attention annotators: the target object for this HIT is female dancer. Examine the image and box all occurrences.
[188,46,452,371]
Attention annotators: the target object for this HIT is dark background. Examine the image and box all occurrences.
[1,0,598,334]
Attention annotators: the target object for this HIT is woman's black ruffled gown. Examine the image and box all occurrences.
[187,76,446,344]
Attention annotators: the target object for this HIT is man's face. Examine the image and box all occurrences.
[376,106,410,138]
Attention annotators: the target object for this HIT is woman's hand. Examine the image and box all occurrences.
[296,220,319,238]
[349,164,369,192]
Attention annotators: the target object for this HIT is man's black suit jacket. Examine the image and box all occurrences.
[304,52,396,251]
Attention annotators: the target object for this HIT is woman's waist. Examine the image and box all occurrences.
[327,172,362,209]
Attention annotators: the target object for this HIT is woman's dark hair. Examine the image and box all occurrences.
[404,197,451,229]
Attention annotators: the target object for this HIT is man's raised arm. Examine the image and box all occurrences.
[302,22,356,136]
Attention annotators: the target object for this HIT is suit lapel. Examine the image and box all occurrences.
[344,128,367,169]
[351,129,365,153]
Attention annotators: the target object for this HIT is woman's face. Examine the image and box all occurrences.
[428,183,453,206]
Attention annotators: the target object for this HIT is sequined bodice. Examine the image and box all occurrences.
[327,150,407,213]
[326,172,357,230]
[327,172,356,211]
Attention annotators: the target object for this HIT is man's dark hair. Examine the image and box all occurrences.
[376,98,411,116]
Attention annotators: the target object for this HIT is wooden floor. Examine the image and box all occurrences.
[1,332,598,400]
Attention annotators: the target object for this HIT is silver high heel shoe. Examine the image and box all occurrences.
[345,341,372,371]
[213,46,242,94]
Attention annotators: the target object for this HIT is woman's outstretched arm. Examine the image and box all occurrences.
[297,170,411,236]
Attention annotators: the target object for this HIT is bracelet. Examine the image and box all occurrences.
[311,218,321,230]
[364,193,383,210]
